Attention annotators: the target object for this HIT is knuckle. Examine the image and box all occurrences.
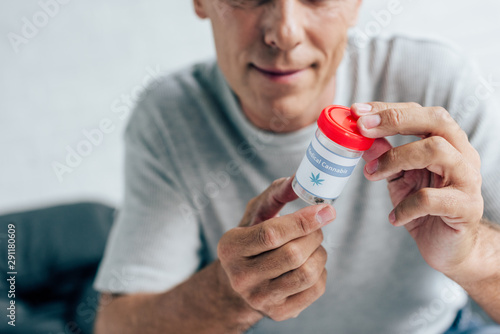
[408,102,422,108]
[457,128,469,143]
[427,135,446,149]
[474,169,482,185]
[247,291,267,311]
[426,136,449,158]
[312,276,327,298]
[470,148,481,170]
[469,168,482,188]
[317,280,327,297]
[386,108,406,127]
[432,107,454,127]
[317,246,328,264]
[217,237,231,260]
[297,262,316,286]
[312,252,327,273]
[230,271,251,293]
[313,270,328,297]
[432,106,448,120]
[475,151,481,168]
[284,244,304,268]
[217,243,227,260]
[258,225,279,249]
[294,211,312,235]
[386,147,398,165]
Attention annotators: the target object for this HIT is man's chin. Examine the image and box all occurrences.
[256,96,320,130]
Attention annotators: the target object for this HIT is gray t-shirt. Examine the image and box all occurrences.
[94,34,500,334]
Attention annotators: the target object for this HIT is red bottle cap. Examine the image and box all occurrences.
[317,105,375,151]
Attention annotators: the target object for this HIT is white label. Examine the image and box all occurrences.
[295,135,361,200]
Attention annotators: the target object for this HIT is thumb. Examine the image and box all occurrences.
[239,177,298,227]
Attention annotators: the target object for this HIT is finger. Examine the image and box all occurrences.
[255,177,298,221]
[364,136,476,187]
[389,187,482,228]
[351,102,420,118]
[235,204,335,257]
[267,269,328,321]
[362,137,393,162]
[266,246,327,300]
[239,177,298,227]
[356,104,474,162]
[246,230,324,280]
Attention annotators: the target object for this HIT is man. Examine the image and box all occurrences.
[93,0,500,333]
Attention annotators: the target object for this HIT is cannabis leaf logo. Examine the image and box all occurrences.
[309,172,324,186]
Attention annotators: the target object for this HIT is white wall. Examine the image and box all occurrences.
[1,0,499,213]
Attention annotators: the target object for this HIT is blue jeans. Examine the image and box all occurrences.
[444,303,500,334]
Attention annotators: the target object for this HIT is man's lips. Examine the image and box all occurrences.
[250,64,308,83]
[252,65,304,76]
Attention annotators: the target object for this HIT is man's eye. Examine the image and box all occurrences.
[224,0,268,8]
[307,0,344,3]
[223,0,340,9]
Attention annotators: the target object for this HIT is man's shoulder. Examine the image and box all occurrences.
[348,32,467,75]
[140,60,219,110]
[126,60,222,134]
[345,33,474,107]
[348,33,468,75]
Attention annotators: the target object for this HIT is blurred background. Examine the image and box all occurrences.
[1,0,500,213]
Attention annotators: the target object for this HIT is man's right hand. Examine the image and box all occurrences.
[217,177,335,322]
[94,177,335,334]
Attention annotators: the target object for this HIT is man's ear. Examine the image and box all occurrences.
[193,0,208,19]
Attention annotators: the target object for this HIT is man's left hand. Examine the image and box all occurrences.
[351,102,484,282]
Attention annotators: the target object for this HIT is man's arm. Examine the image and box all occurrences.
[94,260,262,334]
[448,219,500,323]
[95,178,335,333]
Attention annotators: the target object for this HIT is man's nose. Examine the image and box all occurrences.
[263,0,303,51]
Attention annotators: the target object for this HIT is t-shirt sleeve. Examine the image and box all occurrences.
[448,59,500,223]
[93,92,203,294]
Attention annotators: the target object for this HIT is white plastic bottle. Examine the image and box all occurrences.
[292,105,375,205]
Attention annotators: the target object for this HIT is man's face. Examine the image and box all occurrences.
[194,0,361,132]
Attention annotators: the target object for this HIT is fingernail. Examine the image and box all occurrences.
[353,103,373,114]
[389,211,396,225]
[360,114,381,129]
[316,206,335,225]
[366,160,378,174]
